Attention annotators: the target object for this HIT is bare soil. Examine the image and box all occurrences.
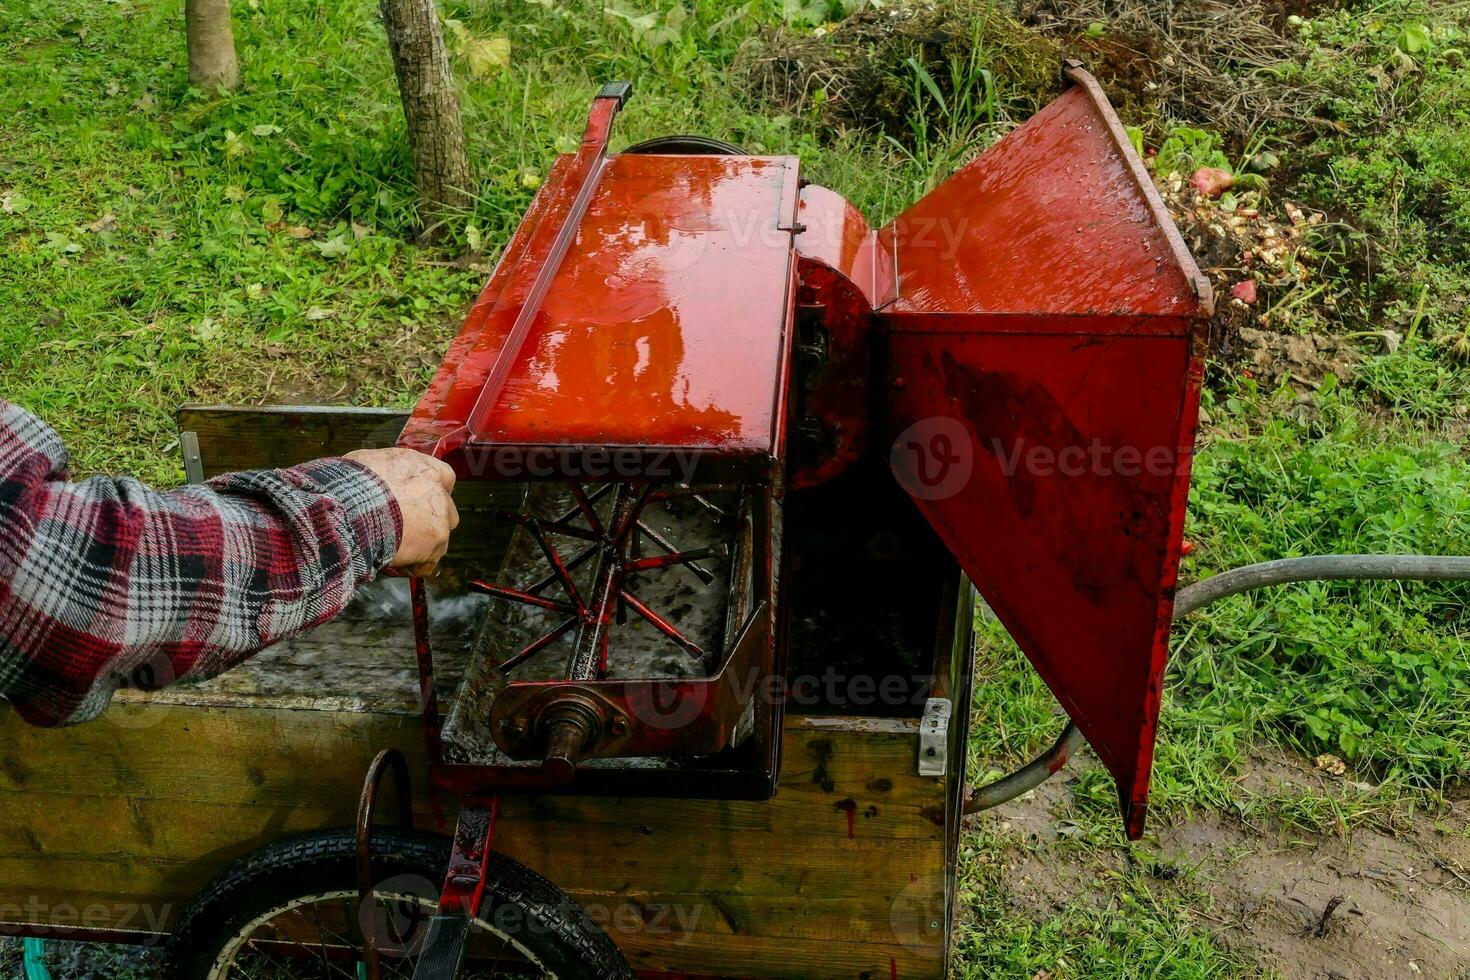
[979,750,1470,979]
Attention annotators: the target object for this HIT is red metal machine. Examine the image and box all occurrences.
[393,66,1210,968]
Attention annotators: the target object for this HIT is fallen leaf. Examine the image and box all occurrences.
[1231,279,1258,305]
[465,222,482,252]
[266,220,313,239]
[195,316,221,341]
[43,231,83,254]
[261,200,284,224]
[221,129,247,158]
[1,191,30,214]
[462,36,511,78]
[313,235,350,258]
[304,306,334,321]
[350,222,371,240]
[251,123,282,137]
[84,213,117,234]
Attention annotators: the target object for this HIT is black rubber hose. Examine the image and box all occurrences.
[963,554,1470,814]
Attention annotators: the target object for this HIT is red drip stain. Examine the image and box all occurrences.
[890,956,899,979]
[834,797,858,839]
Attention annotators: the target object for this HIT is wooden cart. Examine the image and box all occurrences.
[0,406,976,979]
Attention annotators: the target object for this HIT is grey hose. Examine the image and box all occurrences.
[1172,554,1470,617]
[963,554,1470,814]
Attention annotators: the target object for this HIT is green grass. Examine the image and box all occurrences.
[971,374,1470,837]
[950,822,1267,980]
[7,0,1470,975]
[0,0,922,483]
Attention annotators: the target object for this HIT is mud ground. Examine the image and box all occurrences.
[979,750,1470,979]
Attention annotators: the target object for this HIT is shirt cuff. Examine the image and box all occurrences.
[288,458,403,574]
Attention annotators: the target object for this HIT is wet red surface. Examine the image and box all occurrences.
[880,70,1210,837]
[888,83,1199,322]
[400,152,799,477]
[403,70,1212,838]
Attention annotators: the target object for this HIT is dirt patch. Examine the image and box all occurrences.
[740,1,1342,148]
[978,749,1470,979]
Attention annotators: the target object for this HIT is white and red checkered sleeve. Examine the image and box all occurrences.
[0,400,402,726]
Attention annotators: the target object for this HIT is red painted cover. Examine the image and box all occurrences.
[401,152,800,480]
[880,71,1211,838]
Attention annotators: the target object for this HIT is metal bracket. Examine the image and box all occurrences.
[180,430,205,484]
[917,697,951,777]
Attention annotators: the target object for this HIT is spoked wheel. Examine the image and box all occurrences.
[163,829,632,980]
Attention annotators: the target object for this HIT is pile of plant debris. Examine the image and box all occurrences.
[736,0,1062,137]
[1018,0,1343,146]
[739,0,1388,390]
[739,0,1343,153]
[1156,162,1367,388]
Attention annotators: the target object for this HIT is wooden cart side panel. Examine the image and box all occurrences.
[0,706,948,978]
[176,405,407,475]
[175,404,524,583]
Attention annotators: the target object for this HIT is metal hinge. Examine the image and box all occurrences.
[918,697,951,777]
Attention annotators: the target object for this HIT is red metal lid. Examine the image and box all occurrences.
[401,147,800,483]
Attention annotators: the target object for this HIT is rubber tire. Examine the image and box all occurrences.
[622,134,743,156]
[162,828,633,980]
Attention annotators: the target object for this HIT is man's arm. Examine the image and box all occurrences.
[0,401,456,726]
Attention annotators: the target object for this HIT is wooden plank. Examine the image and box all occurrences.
[176,404,409,476]
[0,706,948,978]
[175,404,524,583]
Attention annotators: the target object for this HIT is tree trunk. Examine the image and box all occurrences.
[380,0,473,241]
[185,0,239,92]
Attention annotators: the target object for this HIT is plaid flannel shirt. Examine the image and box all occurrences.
[0,400,402,726]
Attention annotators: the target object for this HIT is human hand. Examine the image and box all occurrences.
[345,448,459,577]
